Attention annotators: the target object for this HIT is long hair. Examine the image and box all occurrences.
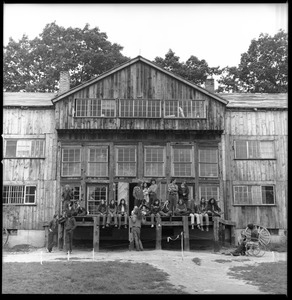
[109,199,116,209]
[208,198,220,210]
[119,198,126,207]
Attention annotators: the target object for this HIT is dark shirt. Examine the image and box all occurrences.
[64,216,77,232]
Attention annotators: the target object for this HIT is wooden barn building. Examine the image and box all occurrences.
[3,56,287,249]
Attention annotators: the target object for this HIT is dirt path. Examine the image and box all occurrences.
[2,248,286,294]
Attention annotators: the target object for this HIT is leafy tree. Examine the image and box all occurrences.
[217,30,288,93]
[3,22,129,92]
[154,49,220,86]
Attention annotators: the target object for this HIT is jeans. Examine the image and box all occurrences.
[47,231,57,252]
[106,212,118,225]
[65,230,74,252]
[190,213,201,225]
[200,213,209,226]
[168,193,178,212]
[118,213,128,227]
[151,213,161,226]
[132,227,143,250]
[97,213,106,226]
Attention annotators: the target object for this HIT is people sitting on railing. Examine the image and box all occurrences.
[189,199,203,230]
[198,197,210,231]
[206,198,223,217]
[174,198,189,216]
[150,198,162,228]
[106,199,118,228]
[159,199,172,217]
[96,199,107,229]
[117,198,128,229]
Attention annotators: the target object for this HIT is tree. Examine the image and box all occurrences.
[154,49,220,86]
[3,22,130,92]
[217,30,288,93]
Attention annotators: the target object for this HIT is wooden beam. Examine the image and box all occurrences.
[183,216,190,251]
[93,216,99,252]
[156,224,162,250]
[213,216,220,252]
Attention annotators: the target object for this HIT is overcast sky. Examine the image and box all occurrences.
[3,3,288,68]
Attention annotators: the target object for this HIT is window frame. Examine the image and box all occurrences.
[233,185,276,206]
[199,185,220,202]
[234,140,276,160]
[3,185,37,205]
[87,184,108,215]
[87,146,109,177]
[4,139,45,158]
[198,148,219,178]
[115,145,137,177]
[164,100,206,119]
[119,99,161,118]
[144,145,166,177]
[171,145,195,177]
[61,146,82,177]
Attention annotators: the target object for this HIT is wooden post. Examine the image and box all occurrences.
[93,216,99,252]
[156,224,162,250]
[129,217,134,250]
[182,216,190,251]
[230,224,236,246]
[213,216,220,252]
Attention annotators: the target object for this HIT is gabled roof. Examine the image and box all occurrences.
[51,55,229,105]
[221,93,288,109]
[4,92,56,107]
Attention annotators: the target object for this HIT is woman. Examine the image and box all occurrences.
[150,198,162,228]
[178,180,189,206]
[96,199,107,228]
[117,198,128,229]
[206,198,223,217]
[189,199,202,230]
[174,198,189,216]
[199,197,210,231]
[148,179,158,207]
[130,206,143,251]
[159,199,172,217]
[168,178,178,212]
[142,182,150,206]
[106,199,118,227]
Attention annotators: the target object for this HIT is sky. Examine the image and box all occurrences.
[3,3,288,68]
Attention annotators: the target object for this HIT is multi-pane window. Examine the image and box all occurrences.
[172,146,194,177]
[3,185,36,204]
[234,140,275,159]
[75,99,116,117]
[5,139,45,158]
[199,149,218,177]
[88,147,108,177]
[199,185,219,201]
[61,148,81,177]
[87,185,108,214]
[119,99,161,118]
[116,146,137,176]
[233,185,275,205]
[144,146,165,177]
[164,100,205,118]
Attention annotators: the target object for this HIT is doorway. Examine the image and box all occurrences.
[128,182,137,213]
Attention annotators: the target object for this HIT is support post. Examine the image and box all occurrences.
[182,216,190,251]
[93,216,99,252]
[156,224,162,250]
[230,224,236,246]
[129,217,134,250]
[213,216,220,252]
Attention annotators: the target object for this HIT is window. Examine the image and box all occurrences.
[144,146,165,177]
[3,185,36,205]
[199,149,218,177]
[88,147,108,177]
[119,99,161,118]
[199,185,219,201]
[234,140,275,159]
[5,139,45,158]
[61,148,81,177]
[164,100,205,118]
[172,146,194,177]
[87,185,108,214]
[233,185,275,205]
[115,146,137,176]
[75,99,116,117]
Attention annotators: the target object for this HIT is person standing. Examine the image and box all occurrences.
[168,178,178,212]
[106,199,118,227]
[47,214,59,253]
[178,180,189,207]
[117,198,128,229]
[62,184,73,212]
[133,182,144,208]
[148,179,158,207]
[142,182,150,206]
[64,211,77,254]
[131,206,143,251]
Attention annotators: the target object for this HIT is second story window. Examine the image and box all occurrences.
[164,100,205,118]
[5,139,45,158]
[115,146,137,177]
[234,140,275,159]
[172,145,194,177]
[199,149,218,177]
[3,185,36,205]
[61,147,81,177]
[144,146,165,177]
[75,99,116,117]
[88,147,109,177]
[119,99,161,118]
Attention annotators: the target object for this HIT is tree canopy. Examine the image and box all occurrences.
[217,30,287,93]
[3,22,129,92]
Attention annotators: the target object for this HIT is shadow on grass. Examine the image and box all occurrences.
[2,260,188,294]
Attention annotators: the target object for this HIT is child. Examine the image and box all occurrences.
[174,198,189,216]
[96,199,107,228]
[168,178,178,212]
[159,199,172,217]
[189,199,203,230]
[117,198,128,229]
[148,178,158,207]
[199,197,210,231]
[106,199,118,227]
[131,206,143,251]
[178,180,189,206]
[150,198,162,227]
[64,211,77,254]
[47,213,59,253]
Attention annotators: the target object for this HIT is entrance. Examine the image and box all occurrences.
[128,182,137,214]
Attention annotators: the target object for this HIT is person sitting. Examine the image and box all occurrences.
[159,199,172,217]
[231,223,259,256]
[96,199,107,228]
[106,199,118,227]
[198,197,210,231]
[150,198,162,228]
[117,198,128,229]
[189,199,203,230]
[206,198,223,217]
[75,201,87,216]
[174,198,189,216]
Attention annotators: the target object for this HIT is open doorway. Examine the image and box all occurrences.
[128,182,137,213]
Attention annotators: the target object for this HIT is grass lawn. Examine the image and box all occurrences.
[228,261,287,295]
[2,261,187,294]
